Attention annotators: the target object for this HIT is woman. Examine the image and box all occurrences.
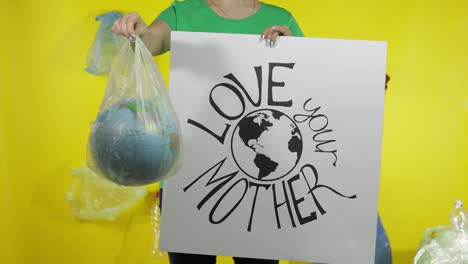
[112,0,303,55]
[112,1,392,263]
[112,1,303,263]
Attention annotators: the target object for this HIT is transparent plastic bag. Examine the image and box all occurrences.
[150,190,164,258]
[414,200,468,264]
[85,12,125,75]
[113,189,164,264]
[65,166,147,221]
[88,36,183,186]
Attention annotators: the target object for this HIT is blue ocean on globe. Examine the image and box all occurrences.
[89,98,180,186]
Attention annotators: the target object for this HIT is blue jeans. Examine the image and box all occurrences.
[160,189,279,264]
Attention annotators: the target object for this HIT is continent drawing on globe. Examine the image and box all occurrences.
[232,109,303,181]
[253,153,278,179]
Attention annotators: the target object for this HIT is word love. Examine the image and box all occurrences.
[187,62,295,145]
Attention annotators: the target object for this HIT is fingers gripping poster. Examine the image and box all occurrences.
[160,31,387,264]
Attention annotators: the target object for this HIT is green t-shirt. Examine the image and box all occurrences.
[156,1,302,189]
[155,0,304,36]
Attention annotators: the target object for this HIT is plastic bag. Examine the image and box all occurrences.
[65,166,147,221]
[85,12,125,75]
[87,36,183,186]
[113,189,164,264]
[414,200,468,264]
[151,190,164,258]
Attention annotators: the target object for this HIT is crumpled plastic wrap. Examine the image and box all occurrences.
[414,200,468,264]
[85,11,125,75]
[151,190,164,258]
[113,189,164,264]
[65,166,147,221]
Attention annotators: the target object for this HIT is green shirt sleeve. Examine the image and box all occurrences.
[288,14,304,37]
[155,3,177,30]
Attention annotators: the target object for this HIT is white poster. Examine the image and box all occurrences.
[160,31,387,264]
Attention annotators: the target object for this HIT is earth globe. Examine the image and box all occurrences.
[89,98,181,186]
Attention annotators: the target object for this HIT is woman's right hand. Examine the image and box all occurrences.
[112,12,148,38]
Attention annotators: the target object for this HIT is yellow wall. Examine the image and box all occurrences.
[1,0,466,263]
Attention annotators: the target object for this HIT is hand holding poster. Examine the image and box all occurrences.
[160,31,387,264]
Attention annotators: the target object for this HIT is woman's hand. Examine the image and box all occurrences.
[261,25,293,47]
[112,12,148,38]
[111,12,171,56]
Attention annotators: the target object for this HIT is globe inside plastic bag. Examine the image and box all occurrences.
[88,36,183,186]
[414,200,468,264]
[85,12,125,75]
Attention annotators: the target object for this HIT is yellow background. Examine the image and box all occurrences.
[1,0,467,263]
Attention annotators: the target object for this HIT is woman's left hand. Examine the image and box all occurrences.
[261,25,292,47]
